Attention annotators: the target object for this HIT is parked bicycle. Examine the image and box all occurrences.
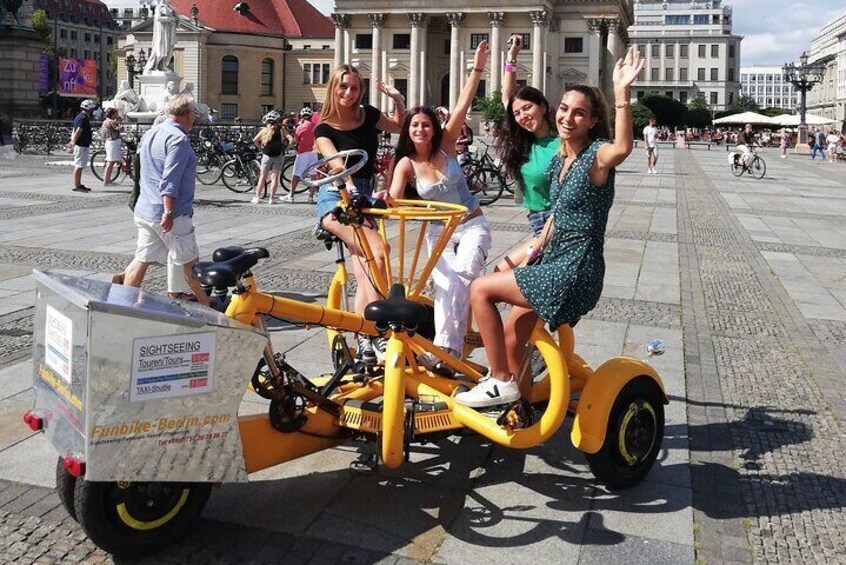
[90,135,138,185]
[220,140,263,193]
[728,147,766,179]
[461,139,506,206]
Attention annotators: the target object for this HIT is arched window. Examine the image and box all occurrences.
[221,56,239,95]
[261,58,274,96]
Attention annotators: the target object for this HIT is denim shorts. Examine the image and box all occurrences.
[527,209,553,236]
[316,177,373,227]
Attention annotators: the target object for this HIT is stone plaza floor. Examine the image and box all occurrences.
[0,144,844,564]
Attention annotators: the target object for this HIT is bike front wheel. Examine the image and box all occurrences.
[751,157,766,179]
[221,160,256,193]
[195,154,223,185]
[468,167,505,206]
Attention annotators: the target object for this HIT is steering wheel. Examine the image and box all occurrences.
[300,149,369,188]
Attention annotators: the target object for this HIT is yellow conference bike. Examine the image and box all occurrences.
[25,150,668,557]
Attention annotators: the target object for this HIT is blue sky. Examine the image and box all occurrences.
[308,1,845,67]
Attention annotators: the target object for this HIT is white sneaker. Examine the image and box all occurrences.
[250,196,261,204]
[372,336,388,363]
[267,197,278,205]
[454,376,520,408]
[281,194,295,203]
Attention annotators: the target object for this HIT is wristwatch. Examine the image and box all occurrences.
[163,210,174,218]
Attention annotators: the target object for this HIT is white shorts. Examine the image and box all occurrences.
[294,151,318,178]
[73,146,90,169]
[133,214,199,268]
[260,153,285,172]
[105,139,122,162]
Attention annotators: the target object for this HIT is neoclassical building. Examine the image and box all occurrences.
[807,12,846,128]
[330,1,633,115]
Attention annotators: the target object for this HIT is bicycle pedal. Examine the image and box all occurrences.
[349,453,378,475]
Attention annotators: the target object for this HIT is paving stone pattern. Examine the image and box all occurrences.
[676,150,846,564]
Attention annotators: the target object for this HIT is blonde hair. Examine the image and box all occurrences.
[261,123,278,145]
[166,94,195,117]
[318,64,364,126]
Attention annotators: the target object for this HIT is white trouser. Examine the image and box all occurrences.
[425,215,492,353]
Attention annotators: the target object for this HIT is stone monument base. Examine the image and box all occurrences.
[137,71,181,113]
[0,28,45,120]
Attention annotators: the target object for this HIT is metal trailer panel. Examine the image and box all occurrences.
[32,271,268,483]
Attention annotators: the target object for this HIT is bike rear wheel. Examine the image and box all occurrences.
[89,150,122,183]
[468,167,505,206]
[730,160,744,177]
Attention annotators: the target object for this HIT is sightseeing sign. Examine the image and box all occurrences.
[58,58,98,97]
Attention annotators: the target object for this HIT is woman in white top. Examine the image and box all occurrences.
[101,108,123,186]
[826,131,840,163]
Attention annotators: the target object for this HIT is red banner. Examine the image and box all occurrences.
[58,58,98,97]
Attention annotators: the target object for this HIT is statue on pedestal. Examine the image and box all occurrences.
[144,0,178,73]
[1,0,26,27]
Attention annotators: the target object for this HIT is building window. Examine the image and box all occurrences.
[261,58,274,96]
[636,44,645,58]
[665,44,674,58]
[728,45,735,58]
[651,67,659,81]
[693,14,708,25]
[94,34,99,43]
[393,78,407,101]
[220,103,238,120]
[221,56,239,95]
[564,37,583,54]
[519,33,531,51]
[470,34,489,49]
[698,68,705,81]
[711,45,719,58]
[474,79,486,103]
[71,30,77,40]
[680,44,688,58]
[710,68,718,81]
[698,44,706,58]
[665,68,673,81]
[665,15,688,25]
[680,91,688,104]
[84,33,91,42]
[741,74,747,82]
[355,33,373,50]
[680,67,688,80]
[84,50,91,60]
[728,68,735,82]
[665,91,673,99]
[60,29,67,39]
[71,48,78,58]
[303,62,330,85]
[393,34,410,50]
[710,92,718,105]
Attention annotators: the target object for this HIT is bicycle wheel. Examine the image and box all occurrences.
[751,156,766,179]
[195,153,223,185]
[730,160,744,177]
[221,161,254,193]
[89,151,121,183]
[468,167,505,206]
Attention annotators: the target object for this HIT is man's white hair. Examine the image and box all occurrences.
[167,95,195,117]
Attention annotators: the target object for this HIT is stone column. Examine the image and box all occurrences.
[381,50,388,111]
[606,18,622,96]
[370,14,385,106]
[586,18,604,87]
[418,15,429,106]
[331,13,349,70]
[408,13,425,109]
[488,12,505,97]
[529,10,551,89]
[447,12,464,108]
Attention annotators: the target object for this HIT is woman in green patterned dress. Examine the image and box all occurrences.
[456,47,645,409]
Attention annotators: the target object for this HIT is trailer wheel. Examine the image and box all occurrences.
[55,458,78,522]
[585,376,664,490]
[74,478,211,557]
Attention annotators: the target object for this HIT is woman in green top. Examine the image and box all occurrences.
[456,47,644,409]
[496,34,559,236]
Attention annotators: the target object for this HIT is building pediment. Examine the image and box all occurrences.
[559,67,587,81]
[388,59,409,73]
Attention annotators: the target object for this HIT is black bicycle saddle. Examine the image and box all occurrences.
[364,284,429,333]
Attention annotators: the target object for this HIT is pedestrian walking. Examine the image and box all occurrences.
[643,116,659,173]
[810,130,826,160]
[251,111,286,204]
[285,107,318,204]
[66,99,96,192]
[462,47,643,409]
[119,95,209,306]
[496,34,558,236]
[101,108,123,186]
[780,128,789,158]
[826,131,839,163]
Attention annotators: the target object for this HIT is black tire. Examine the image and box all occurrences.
[221,160,255,193]
[585,376,665,490]
[467,167,505,206]
[195,153,223,185]
[74,478,212,558]
[751,156,766,179]
[280,156,303,193]
[730,161,744,177]
[89,150,121,183]
[55,457,78,522]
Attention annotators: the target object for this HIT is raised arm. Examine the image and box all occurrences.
[443,41,489,152]
[596,47,644,172]
[500,34,522,108]
[375,80,406,134]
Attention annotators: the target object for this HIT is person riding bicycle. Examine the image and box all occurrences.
[736,123,757,167]
[251,110,287,204]
[379,42,492,377]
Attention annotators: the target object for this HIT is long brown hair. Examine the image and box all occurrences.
[493,86,555,189]
[319,64,364,126]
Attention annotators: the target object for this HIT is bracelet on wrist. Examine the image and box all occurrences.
[506,58,517,65]
[614,102,630,109]
[472,67,484,73]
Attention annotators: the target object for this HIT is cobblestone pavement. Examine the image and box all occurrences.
[675,149,846,564]
[0,146,844,564]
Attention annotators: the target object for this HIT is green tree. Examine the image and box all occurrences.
[760,107,791,117]
[31,9,51,42]
[688,93,709,111]
[630,102,655,136]
[728,95,760,113]
[472,91,504,126]
[640,94,687,128]
[685,108,713,128]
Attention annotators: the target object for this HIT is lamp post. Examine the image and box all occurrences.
[125,52,136,88]
[783,51,825,154]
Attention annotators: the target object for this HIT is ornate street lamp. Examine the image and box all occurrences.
[135,48,147,75]
[783,51,825,153]
[125,52,137,88]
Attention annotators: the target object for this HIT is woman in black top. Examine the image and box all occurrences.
[313,64,405,365]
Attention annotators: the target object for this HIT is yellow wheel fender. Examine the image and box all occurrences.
[571,357,668,454]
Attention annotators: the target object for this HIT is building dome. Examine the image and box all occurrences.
[171,0,332,38]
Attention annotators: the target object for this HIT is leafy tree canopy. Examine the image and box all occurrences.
[630,102,655,135]
[728,95,760,113]
[472,91,504,125]
[687,93,709,111]
[640,94,687,128]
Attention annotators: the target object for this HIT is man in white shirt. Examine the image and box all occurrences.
[643,117,658,174]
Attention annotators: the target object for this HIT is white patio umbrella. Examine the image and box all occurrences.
[712,111,778,126]
[772,113,836,127]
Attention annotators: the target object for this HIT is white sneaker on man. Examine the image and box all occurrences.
[281,194,295,203]
[454,376,520,408]
[267,196,279,205]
